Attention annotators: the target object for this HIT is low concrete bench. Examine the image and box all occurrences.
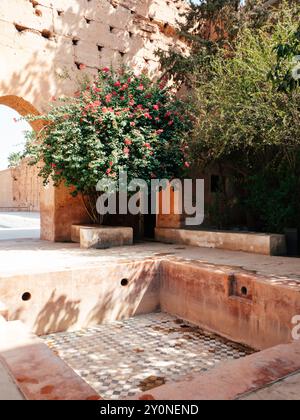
[71,225,133,249]
[155,228,287,256]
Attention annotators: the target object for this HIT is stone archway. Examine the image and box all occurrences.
[0,95,43,236]
[0,95,90,242]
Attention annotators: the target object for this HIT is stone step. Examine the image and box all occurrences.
[71,224,134,249]
[155,228,287,256]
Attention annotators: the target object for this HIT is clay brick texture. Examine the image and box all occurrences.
[0,0,187,112]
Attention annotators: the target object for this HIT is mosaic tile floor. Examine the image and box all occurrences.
[43,313,254,400]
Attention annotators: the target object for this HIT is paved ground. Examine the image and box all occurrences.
[0,212,40,241]
[0,238,299,281]
[240,371,300,400]
[43,313,254,400]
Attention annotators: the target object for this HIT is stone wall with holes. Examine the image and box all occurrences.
[0,0,188,240]
[0,160,41,211]
[0,0,187,113]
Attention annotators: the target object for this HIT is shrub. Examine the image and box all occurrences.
[25,68,191,222]
[188,3,300,232]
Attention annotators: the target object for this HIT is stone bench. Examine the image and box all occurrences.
[71,225,133,249]
[155,228,287,256]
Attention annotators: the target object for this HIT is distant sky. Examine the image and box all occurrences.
[0,105,32,170]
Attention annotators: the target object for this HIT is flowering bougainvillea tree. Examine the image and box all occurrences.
[25,68,191,223]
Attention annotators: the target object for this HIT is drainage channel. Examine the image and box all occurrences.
[43,313,254,400]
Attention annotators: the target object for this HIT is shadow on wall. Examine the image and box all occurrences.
[30,260,160,336]
[0,0,186,112]
[34,290,81,336]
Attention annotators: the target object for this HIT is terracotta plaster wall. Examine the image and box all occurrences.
[0,160,41,211]
[0,0,187,113]
[0,0,187,240]
[160,260,300,351]
[0,259,161,335]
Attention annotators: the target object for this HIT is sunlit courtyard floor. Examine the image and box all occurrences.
[43,312,254,400]
[0,212,40,240]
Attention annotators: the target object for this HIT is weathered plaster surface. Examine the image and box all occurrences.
[0,0,187,241]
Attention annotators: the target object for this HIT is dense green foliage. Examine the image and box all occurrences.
[161,1,300,233]
[8,152,22,168]
[25,68,191,222]
[158,0,270,85]
[269,23,300,92]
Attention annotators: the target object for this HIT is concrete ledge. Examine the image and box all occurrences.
[0,359,24,400]
[71,225,134,249]
[71,224,95,243]
[133,340,300,400]
[0,319,101,400]
[155,228,287,256]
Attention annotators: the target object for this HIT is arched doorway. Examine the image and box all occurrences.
[0,96,43,240]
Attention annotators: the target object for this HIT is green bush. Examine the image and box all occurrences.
[25,68,191,222]
[188,3,300,232]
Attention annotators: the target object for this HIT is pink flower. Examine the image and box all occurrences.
[144,112,152,120]
[106,168,112,175]
[136,104,143,110]
[121,83,129,91]
[124,147,130,155]
[114,81,121,87]
[102,67,110,73]
[129,100,135,106]
[109,161,113,167]
[105,94,112,103]
[112,91,117,96]
[165,111,172,118]
[184,162,190,168]
[120,96,125,101]
[51,163,57,168]
[79,63,86,70]
[124,138,132,145]
[153,104,159,111]
[130,122,136,127]
[137,84,144,91]
[128,78,132,83]
[168,120,174,126]
[93,87,101,93]
[102,107,108,113]
[144,143,151,149]
[156,129,164,135]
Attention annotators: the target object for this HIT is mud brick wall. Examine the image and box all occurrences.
[0,160,41,211]
[0,0,187,112]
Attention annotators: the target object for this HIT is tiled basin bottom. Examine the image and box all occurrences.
[43,313,254,400]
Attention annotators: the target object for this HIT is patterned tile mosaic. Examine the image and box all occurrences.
[43,313,254,400]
